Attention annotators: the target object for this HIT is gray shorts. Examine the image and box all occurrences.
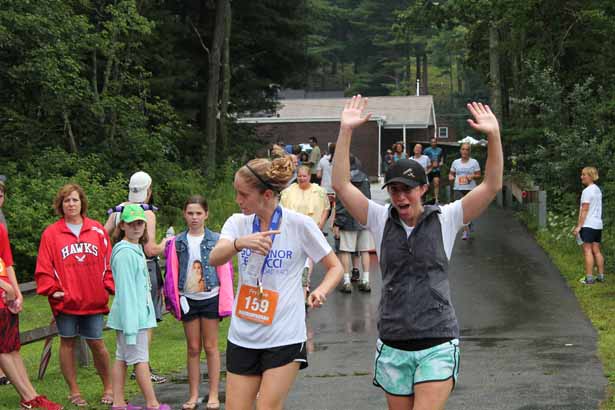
[115,329,149,365]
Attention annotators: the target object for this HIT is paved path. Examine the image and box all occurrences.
[145,186,608,409]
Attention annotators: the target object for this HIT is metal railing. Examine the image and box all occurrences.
[498,179,547,228]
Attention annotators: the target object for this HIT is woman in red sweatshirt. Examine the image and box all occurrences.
[35,183,115,407]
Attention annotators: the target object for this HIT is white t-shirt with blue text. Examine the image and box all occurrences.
[220,207,331,348]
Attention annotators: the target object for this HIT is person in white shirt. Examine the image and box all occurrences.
[410,143,432,174]
[449,143,481,240]
[332,95,502,410]
[573,167,605,284]
[209,148,343,410]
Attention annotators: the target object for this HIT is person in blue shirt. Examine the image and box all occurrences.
[424,138,445,204]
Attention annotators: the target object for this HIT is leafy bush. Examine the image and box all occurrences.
[3,148,239,281]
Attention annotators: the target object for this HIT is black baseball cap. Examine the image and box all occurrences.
[382,159,427,189]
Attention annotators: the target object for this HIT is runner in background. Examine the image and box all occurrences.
[209,150,342,410]
[409,143,432,174]
[317,143,336,222]
[449,143,481,240]
[307,137,322,185]
[424,138,445,204]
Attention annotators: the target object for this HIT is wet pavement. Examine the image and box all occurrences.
[142,186,607,409]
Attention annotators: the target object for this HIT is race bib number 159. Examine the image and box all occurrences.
[235,284,279,326]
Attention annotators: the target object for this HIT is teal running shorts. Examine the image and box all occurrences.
[373,338,460,396]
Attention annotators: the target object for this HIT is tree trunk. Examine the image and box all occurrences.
[456,56,463,93]
[205,0,228,172]
[63,110,78,153]
[219,0,232,155]
[448,52,454,105]
[422,52,429,95]
[489,23,503,124]
[91,50,99,103]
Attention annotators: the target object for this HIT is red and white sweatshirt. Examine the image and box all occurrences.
[35,217,115,316]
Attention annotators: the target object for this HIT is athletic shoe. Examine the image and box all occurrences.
[358,281,371,292]
[351,268,360,282]
[150,369,167,384]
[462,231,469,240]
[20,395,63,410]
[579,276,595,285]
[0,376,10,385]
[596,275,606,283]
[131,368,167,384]
[340,282,352,293]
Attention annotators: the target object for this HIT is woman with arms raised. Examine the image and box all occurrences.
[332,95,503,410]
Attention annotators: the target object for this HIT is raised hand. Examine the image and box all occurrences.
[237,230,281,256]
[466,102,499,137]
[340,95,371,130]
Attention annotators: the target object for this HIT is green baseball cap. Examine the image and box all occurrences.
[120,204,147,223]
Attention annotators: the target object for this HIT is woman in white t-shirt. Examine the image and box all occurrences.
[573,167,605,284]
[410,143,432,173]
[209,150,343,410]
[332,95,503,410]
[449,143,481,240]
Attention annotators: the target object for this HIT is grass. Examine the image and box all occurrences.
[531,217,615,409]
[1,294,230,410]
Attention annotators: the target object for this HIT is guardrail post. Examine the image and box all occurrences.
[538,190,547,228]
[76,337,91,367]
[496,189,503,207]
[505,182,513,208]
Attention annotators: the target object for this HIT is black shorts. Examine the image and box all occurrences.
[181,295,220,322]
[580,227,602,244]
[226,340,308,375]
[428,170,441,182]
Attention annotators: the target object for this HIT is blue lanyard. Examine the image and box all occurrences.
[251,206,283,279]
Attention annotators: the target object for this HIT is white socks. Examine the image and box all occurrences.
[343,273,351,284]
[361,271,369,283]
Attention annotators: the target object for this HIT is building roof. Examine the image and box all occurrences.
[237,95,435,129]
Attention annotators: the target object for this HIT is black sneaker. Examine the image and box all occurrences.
[131,368,167,384]
[150,369,167,384]
[351,268,360,282]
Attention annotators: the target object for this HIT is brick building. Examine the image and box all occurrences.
[238,95,455,178]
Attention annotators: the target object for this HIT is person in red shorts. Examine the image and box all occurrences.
[0,223,63,409]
